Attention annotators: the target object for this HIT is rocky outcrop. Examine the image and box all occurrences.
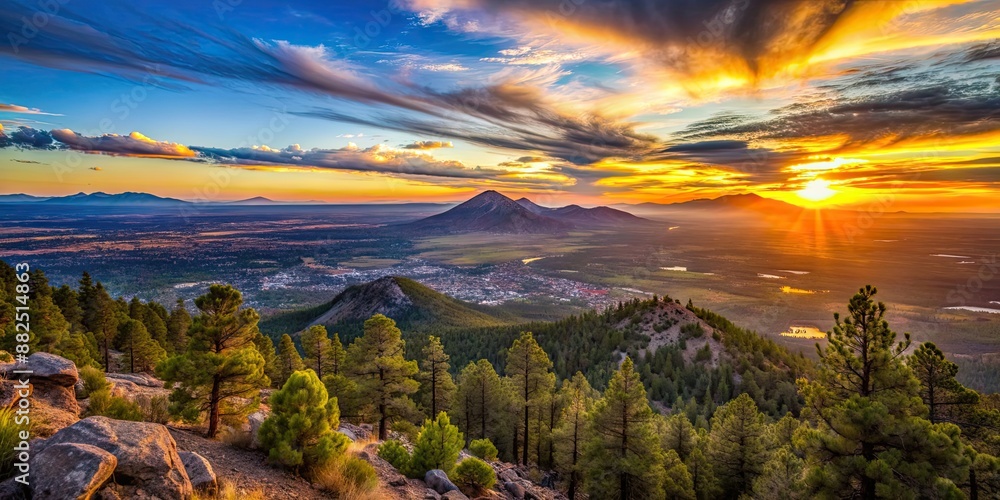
[37,416,193,499]
[425,469,460,494]
[247,410,268,449]
[30,443,117,500]
[1,352,80,436]
[105,372,163,388]
[180,451,218,494]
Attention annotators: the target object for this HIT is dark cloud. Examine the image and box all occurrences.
[964,40,1000,62]
[0,126,55,149]
[681,81,1000,152]
[49,130,196,157]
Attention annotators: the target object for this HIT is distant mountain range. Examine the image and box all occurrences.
[0,192,324,206]
[625,193,804,214]
[407,190,650,234]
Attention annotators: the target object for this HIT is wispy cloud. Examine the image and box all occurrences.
[0,104,62,116]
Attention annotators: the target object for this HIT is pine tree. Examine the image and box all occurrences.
[663,449,696,500]
[661,413,696,461]
[167,299,192,352]
[276,333,304,387]
[258,369,349,472]
[157,284,269,438]
[301,325,335,379]
[910,342,980,425]
[707,393,766,497]
[26,271,72,354]
[583,357,665,500]
[506,331,554,465]
[407,412,464,478]
[345,314,419,440]
[745,447,805,500]
[685,438,719,500]
[52,284,84,333]
[419,336,456,418]
[454,359,506,448]
[86,283,119,370]
[329,331,346,375]
[798,286,968,499]
[553,372,597,500]
[252,331,278,384]
[116,318,165,373]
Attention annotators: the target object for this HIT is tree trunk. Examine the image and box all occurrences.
[861,441,876,500]
[522,403,530,466]
[378,367,387,440]
[431,365,438,417]
[207,375,221,438]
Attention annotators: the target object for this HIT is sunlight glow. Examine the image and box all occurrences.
[797,178,836,202]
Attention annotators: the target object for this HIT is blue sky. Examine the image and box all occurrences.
[1,0,999,209]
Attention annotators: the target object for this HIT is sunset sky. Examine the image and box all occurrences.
[1,0,999,210]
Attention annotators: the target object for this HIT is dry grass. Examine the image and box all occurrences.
[312,452,385,500]
[191,479,266,500]
[219,425,253,449]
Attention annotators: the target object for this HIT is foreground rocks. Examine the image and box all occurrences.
[180,451,218,494]
[31,443,117,500]
[37,416,193,499]
[0,352,80,436]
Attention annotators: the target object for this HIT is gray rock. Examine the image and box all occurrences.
[31,443,117,500]
[248,410,268,449]
[74,378,86,399]
[104,372,163,387]
[37,416,193,499]
[425,469,460,494]
[497,468,519,483]
[180,451,218,494]
[504,481,526,499]
[0,477,28,499]
[424,489,442,500]
[2,353,79,387]
[441,491,469,500]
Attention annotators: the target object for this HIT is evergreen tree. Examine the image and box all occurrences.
[26,271,71,354]
[259,369,349,472]
[707,393,766,497]
[345,314,419,440]
[276,333,304,387]
[910,342,980,425]
[329,331,346,375]
[157,284,269,438]
[798,286,968,499]
[663,449,696,500]
[661,413,696,461]
[252,331,278,384]
[116,318,165,373]
[52,284,84,333]
[685,438,719,500]
[583,357,665,500]
[553,372,597,500]
[86,283,119,370]
[322,373,361,420]
[167,298,192,353]
[301,325,335,379]
[419,336,456,418]
[506,331,554,465]
[407,412,464,478]
[454,359,507,448]
[743,447,806,500]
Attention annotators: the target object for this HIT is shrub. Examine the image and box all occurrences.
[0,409,24,480]
[391,419,420,442]
[377,440,411,471]
[468,438,498,462]
[79,366,109,399]
[454,457,496,493]
[0,351,13,363]
[407,412,463,478]
[88,389,143,421]
[136,394,171,424]
[681,323,705,340]
[259,370,349,471]
[313,456,379,497]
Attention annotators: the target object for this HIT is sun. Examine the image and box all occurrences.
[797,178,836,202]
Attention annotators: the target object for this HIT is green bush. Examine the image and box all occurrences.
[0,409,25,480]
[339,456,378,491]
[136,394,170,424]
[88,389,143,421]
[407,412,463,478]
[681,323,705,340]
[468,438,498,462]
[454,457,496,492]
[378,439,411,471]
[79,366,109,399]
[259,370,349,471]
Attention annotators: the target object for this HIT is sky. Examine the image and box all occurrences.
[1,0,999,210]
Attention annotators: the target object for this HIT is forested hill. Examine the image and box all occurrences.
[441,294,810,420]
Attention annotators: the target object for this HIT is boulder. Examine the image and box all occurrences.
[37,416,193,499]
[425,469,460,494]
[105,372,163,388]
[497,468,519,483]
[504,481,526,499]
[424,489,442,500]
[180,451,218,494]
[441,491,469,500]
[2,352,79,387]
[0,379,25,409]
[74,378,86,399]
[0,477,28,499]
[248,410,268,449]
[30,443,117,500]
